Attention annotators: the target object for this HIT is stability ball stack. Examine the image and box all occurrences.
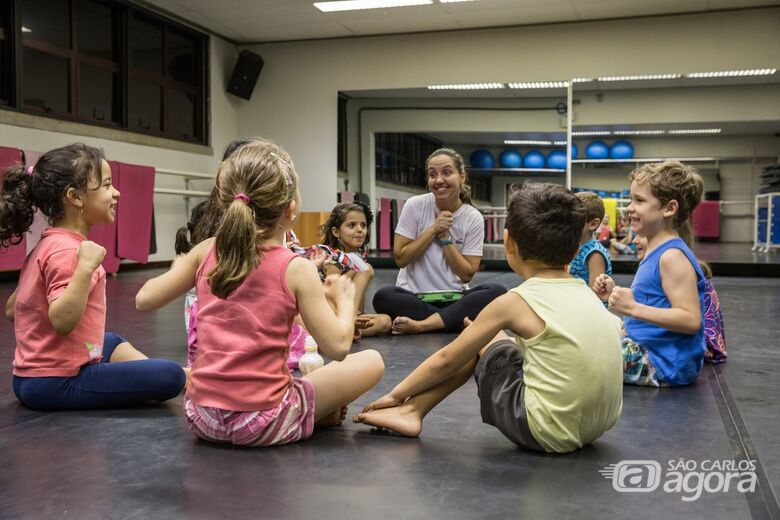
[470,149,495,169]
[609,140,635,159]
[546,150,567,170]
[499,149,522,168]
[585,141,610,159]
[524,150,546,169]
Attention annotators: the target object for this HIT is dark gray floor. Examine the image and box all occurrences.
[1,269,779,520]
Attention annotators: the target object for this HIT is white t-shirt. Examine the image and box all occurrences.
[394,193,485,293]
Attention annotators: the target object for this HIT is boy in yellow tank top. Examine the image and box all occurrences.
[354,183,623,453]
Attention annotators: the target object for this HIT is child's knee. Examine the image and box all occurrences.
[157,361,187,397]
[361,349,385,380]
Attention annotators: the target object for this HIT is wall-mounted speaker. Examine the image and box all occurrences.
[227,50,264,100]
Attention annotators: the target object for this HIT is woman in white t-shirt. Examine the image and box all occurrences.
[372,148,506,334]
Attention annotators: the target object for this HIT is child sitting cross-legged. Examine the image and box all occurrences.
[354,183,623,453]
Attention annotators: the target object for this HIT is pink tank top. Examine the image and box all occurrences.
[187,244,299,411]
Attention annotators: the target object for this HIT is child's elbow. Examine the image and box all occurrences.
[135,290,153,312]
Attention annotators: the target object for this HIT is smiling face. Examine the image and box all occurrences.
[333,210,367,251]
[82,160,119,225]
[427,154,464,205]
[627,179,673,238]
[633,234,648,259]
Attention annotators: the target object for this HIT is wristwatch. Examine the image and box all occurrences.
[437,234,453,246]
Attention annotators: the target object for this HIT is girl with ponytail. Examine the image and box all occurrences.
[136,139,384,447]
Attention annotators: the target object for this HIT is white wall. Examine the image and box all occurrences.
[240,7,780,217]
[0,37,241,262]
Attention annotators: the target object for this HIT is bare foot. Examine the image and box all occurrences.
[391,316,428,335]
[182,367,191,391]
[315,406,348,428]
[352,404,422,437]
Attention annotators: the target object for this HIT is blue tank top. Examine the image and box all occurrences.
[624,238,705,386]
[569,239,612,283]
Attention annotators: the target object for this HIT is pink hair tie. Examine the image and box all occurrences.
[234,193,251,205]
[26,165,34,177]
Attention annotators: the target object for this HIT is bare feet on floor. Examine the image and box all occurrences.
[352,405,423,437]
[316,406,348,428]
[391,316,428,335]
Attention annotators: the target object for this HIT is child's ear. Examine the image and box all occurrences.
[663,199,679,218]
[65,187,84,211]
[503,229,518,256]
[588,217,601,231]
[331,226,339,238]
[287,198,298,219]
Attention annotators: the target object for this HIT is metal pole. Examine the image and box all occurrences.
[566,80,573,190]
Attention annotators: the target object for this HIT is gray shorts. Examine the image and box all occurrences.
[474,339,544,451]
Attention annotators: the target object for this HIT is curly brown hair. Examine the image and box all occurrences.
[0,143,104,249]
[630,160,703,248]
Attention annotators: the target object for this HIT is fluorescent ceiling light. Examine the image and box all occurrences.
[553,141,568,146]
[571,78,593,83]
[504,140,553,146]
[685,69,776,78]
[314,0,432,12]
[613,130,666,136]
[598,74,681,81]
[508,81,568,89]
[571,131,612,136]
[428,82,504,90]
[667,128,722,135]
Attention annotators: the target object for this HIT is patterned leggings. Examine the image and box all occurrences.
[622,337,668,387]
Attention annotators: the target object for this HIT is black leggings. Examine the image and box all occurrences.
[372,284,507,332]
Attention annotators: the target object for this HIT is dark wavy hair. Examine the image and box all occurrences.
[0,143,104,249]
[319,202,373,251]
[505,182,585,267]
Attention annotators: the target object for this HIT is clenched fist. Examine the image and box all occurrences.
[608,286,637,316]
[77,240,106,272]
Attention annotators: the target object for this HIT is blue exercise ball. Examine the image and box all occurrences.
[571,142,578,159]
[470,149,495,169]
[585,141,610,159]
[499,149,523,169]
[523,150,546,169]
[610,140,635,159]
[546,150,567,170]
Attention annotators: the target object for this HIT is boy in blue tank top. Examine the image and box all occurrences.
[594,161,706,387]
[569,191,612,304]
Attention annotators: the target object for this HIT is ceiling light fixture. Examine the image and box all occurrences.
[507,81,568,89]
[667,128,722,135]
[612,130,666,136]
[598,74,681,81]
[685,69,776,78]
[571,78,593,83]
[427,82,504,90]
[439,0,479,3]
[314,0,432,13]
[504,140,553,146]
[571,131,612,136]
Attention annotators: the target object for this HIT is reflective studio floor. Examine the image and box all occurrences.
[1,267,779,520]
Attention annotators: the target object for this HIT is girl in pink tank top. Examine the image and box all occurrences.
[136,139,384,447]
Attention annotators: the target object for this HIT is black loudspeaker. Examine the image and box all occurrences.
[227,50,264,100]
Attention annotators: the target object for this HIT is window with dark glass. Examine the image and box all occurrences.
[3,0,207,144]
[0,1,14,106]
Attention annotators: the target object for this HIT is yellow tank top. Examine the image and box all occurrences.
[510,277,623,453]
